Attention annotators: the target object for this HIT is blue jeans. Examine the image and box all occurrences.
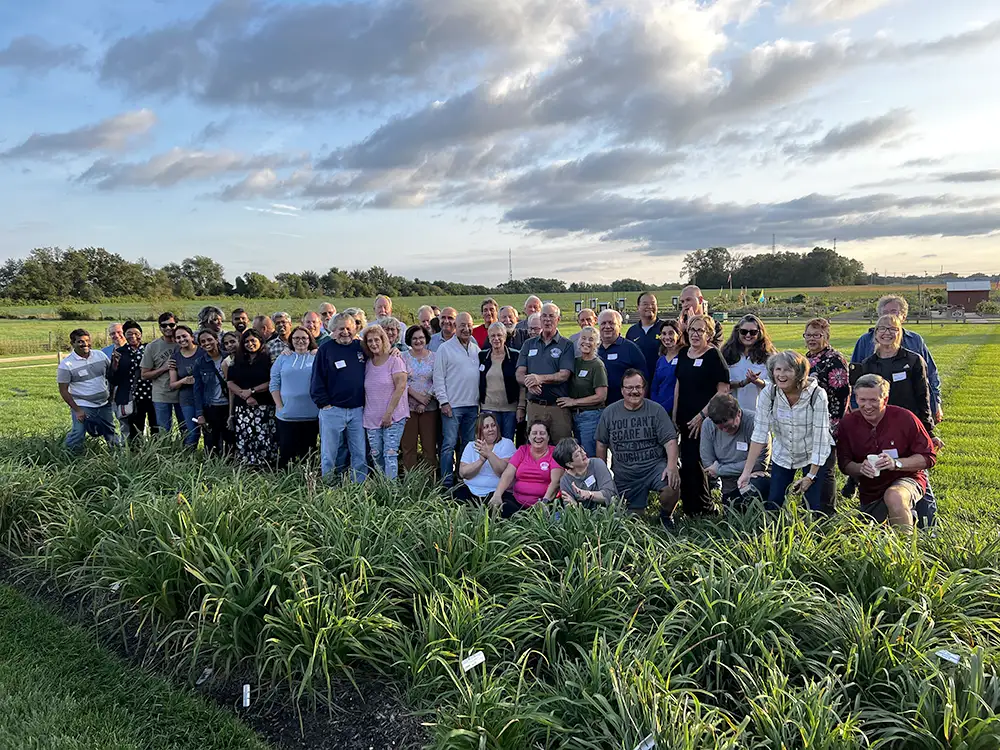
[367,419,407,479]
[180,403,199,447]
[65,404,119,452]
[573,409,603,457]
[153,402,186,436]
[768,461,833,515]
[441,406,479,486]
[319,406,368,482]
[482,410,516,441]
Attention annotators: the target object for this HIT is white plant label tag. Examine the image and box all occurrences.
[633,734,656,750]
[242,684,251,707]
[461,651,486,673]
[936,649,961,665]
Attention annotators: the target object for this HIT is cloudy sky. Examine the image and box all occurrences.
[1,0,998,285]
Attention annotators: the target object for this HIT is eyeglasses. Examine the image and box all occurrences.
[739,329,759,337]
[803,332,824,339]
[688,328,707,335]
[876,326,900,333]
[622,385,644,392]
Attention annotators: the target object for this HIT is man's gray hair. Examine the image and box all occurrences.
[107,322,123,335]
[855,373,890,399]
[271,311,291,323]
[416,304,434,317]
[527,312,541,326]
[598,308,623,326]
[330,312,356,330]
[876,295,909,319]
[541,302,561,318]
[766,350,810,393]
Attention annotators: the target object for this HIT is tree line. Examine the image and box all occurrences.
[681,247,867,289]
[0,245,871,304]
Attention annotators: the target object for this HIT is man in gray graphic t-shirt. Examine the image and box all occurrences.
[596,368,680,521]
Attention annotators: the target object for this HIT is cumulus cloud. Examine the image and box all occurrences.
[77,147,307,190]
[215,167,313,200]
[1,110,157,159]
[784,0,894,24]
[99,0,589,109]
[0,35,86,72]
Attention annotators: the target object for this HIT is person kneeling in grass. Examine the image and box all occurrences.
[701,393,770,510]
[836,374,937,531]
[552,438,617,510]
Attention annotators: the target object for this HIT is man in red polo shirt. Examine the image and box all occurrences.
[472,297,499,348]
[837,374,936,531]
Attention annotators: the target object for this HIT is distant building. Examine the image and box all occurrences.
[946,280,991,309]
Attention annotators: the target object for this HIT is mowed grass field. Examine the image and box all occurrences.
[2,322,999,748]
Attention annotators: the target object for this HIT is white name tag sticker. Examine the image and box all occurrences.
[528,349,538,357]
[607,353,618,361]
[694,358,704,367]
[892,371,907,382]
[885,448,899,459]
[737,441,749,451]
[670,358,678,365]
[578,369,588,377]
[584,475,596,487]
[334,360,346,370]
[461,651,486,672]
[479,364,485,372]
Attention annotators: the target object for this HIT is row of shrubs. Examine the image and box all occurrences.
[1,437,999,748]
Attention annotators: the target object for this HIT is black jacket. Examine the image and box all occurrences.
[110,344,141,406]
[478,347,520,407]
[852,347,934,435]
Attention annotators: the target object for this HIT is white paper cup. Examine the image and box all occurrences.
[866,454,881,477]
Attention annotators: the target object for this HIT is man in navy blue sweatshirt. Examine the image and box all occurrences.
[311,312,368,482]
[625,292,662,381]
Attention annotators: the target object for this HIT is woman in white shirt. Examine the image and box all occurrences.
[453,412,516,503]
[721,314,776,414]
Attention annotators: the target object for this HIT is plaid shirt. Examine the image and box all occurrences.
[750,378,833,470]
[266,335,289,360]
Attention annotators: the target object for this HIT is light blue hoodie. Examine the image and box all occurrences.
[269,352,319,421]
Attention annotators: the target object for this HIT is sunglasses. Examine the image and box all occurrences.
[739,329,759,337]
[159,322,176,329]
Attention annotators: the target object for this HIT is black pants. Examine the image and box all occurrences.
[126,399,157,443]
[452,484,490,505]
[277,419,319,470]
[678,429,716,516]
[201,405,231,457]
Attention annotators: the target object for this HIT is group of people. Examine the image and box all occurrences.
[57,290,943,530]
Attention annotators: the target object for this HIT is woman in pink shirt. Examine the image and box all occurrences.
[489,418,564,518]
[361,324,409,479]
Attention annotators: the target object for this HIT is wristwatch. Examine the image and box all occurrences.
[805,472,817,481]
[893,459,903,470]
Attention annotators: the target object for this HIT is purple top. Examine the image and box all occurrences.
[363,356,410,429]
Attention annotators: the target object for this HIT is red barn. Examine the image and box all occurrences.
[946,281,991,310]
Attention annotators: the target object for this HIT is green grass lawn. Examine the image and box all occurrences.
[0,584,269,750]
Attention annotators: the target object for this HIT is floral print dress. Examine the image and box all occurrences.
[807,346,850,437]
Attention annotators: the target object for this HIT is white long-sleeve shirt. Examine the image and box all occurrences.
[433,336,480,408]
[751,378,832,470]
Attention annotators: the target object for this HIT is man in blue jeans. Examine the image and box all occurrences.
[57,329,120,451]
[140,312,185,434]
[310,312,368,482]
[433,312,481,486]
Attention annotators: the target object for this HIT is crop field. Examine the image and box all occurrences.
[1,323,998,748]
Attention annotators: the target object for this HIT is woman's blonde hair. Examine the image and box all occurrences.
[359,323,390,357]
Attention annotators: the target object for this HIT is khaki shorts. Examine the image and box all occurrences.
[859,478,923,523]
